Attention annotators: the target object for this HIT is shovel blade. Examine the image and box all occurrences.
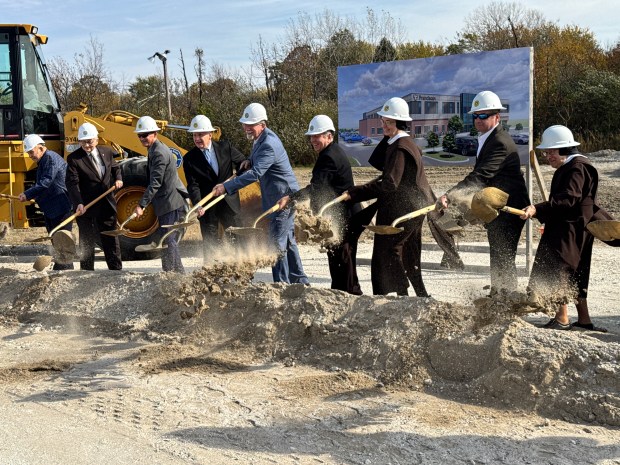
[160,220,198,230]
[225,226,263,237]
[473,187,509,209]
[33,255,52,271]
[364,224,404,235]
[587,220,620,242]
[101,229,128,237]
[135,242,168,252]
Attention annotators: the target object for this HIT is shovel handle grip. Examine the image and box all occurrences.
[391,204,436,227]
[0,193,35,203]
[501,206,526,216]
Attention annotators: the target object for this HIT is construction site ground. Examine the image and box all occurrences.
[1,156,619,465]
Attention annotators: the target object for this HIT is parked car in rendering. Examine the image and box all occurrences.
[511,133,529,145]
[451,136,478,156]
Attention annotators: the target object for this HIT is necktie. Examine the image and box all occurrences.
[90,151,104,177]
[204,148,218,175]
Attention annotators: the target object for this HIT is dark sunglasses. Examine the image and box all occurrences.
[137,132,153,139]
[471,112,497,120]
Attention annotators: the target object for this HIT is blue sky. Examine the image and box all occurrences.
[4,0,619,86]
[338,48,531,128]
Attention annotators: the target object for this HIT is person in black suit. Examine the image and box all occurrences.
[278,115,362,294]
[183,115,247,260]
[66,122,123,270]
[438,91,530,294]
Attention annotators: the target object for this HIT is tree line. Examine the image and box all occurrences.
[48,3,620,164]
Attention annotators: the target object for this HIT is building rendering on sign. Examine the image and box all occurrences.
[358,92,510,137]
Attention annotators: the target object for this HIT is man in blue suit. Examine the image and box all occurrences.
[19,134,74,270]
[213,103,309,285]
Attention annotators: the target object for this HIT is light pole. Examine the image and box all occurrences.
[147,50,172,120]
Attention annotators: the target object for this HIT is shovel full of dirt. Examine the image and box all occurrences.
[365,204,437,235]
[470,187,525,223]
[226,203,280,237]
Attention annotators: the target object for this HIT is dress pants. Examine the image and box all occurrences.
[157,208,185,273]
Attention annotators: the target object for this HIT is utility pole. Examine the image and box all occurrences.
[148,50,172,120]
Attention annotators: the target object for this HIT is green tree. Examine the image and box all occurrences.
[425,131,440,151]
[515,123,523,130]
[442,133,456,153]
[373,37,397,62]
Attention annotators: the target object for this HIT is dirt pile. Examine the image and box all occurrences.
[1,263,618,427]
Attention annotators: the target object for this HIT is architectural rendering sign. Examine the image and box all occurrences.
[337,47,532,166]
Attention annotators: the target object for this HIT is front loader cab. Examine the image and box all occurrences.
[0,24,62,148]
[0,24,63,227]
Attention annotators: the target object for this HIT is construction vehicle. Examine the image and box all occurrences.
[0,24,258,257]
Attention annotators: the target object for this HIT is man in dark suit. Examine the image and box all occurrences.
[183,114,246,259]
[66,122,123,270]
[277,115,362,294]
[133,116,186,273]
[438,90,530,294]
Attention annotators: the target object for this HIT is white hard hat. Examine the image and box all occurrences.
[468,90,506,114]
[188,115,215,133]
[134,116,161,133]
[536,125,580,149]
[24,134,45,152]
[239,103,268,125]
[305,115,335,135]
[376,97,412,121]
[78,122,99,140]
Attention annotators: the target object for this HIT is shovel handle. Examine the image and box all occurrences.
[391,204,436,227]
[119,212,138,229]
[318,193,348,217]
[253,203,281,228]
[0,193,35,203]
[48,185,117,237]
[530,150,549,202]
[501,206,526,216]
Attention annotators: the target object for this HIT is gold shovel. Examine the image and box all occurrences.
[470,187,525,223]
[587,220,620,242]
[134,194,228,252]
[101,212,138,237]
[365,204,437,235]
[28,186,117,249]
[317,193,348,216]
[226,203,280,237]
[161,176,236,231]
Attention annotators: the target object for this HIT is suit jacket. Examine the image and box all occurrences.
[183,140,246,214]
[224,127,299,210]
[348,135,433,225]
[450,125,530,209]
[66,146,121,218]
[291,142,361,217]
[24,149,72,219]
[139,139,186,217]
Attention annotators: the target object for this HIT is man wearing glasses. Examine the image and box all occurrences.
[133,116,186,273]
[66,122,123,270]
[438,90,530,294]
